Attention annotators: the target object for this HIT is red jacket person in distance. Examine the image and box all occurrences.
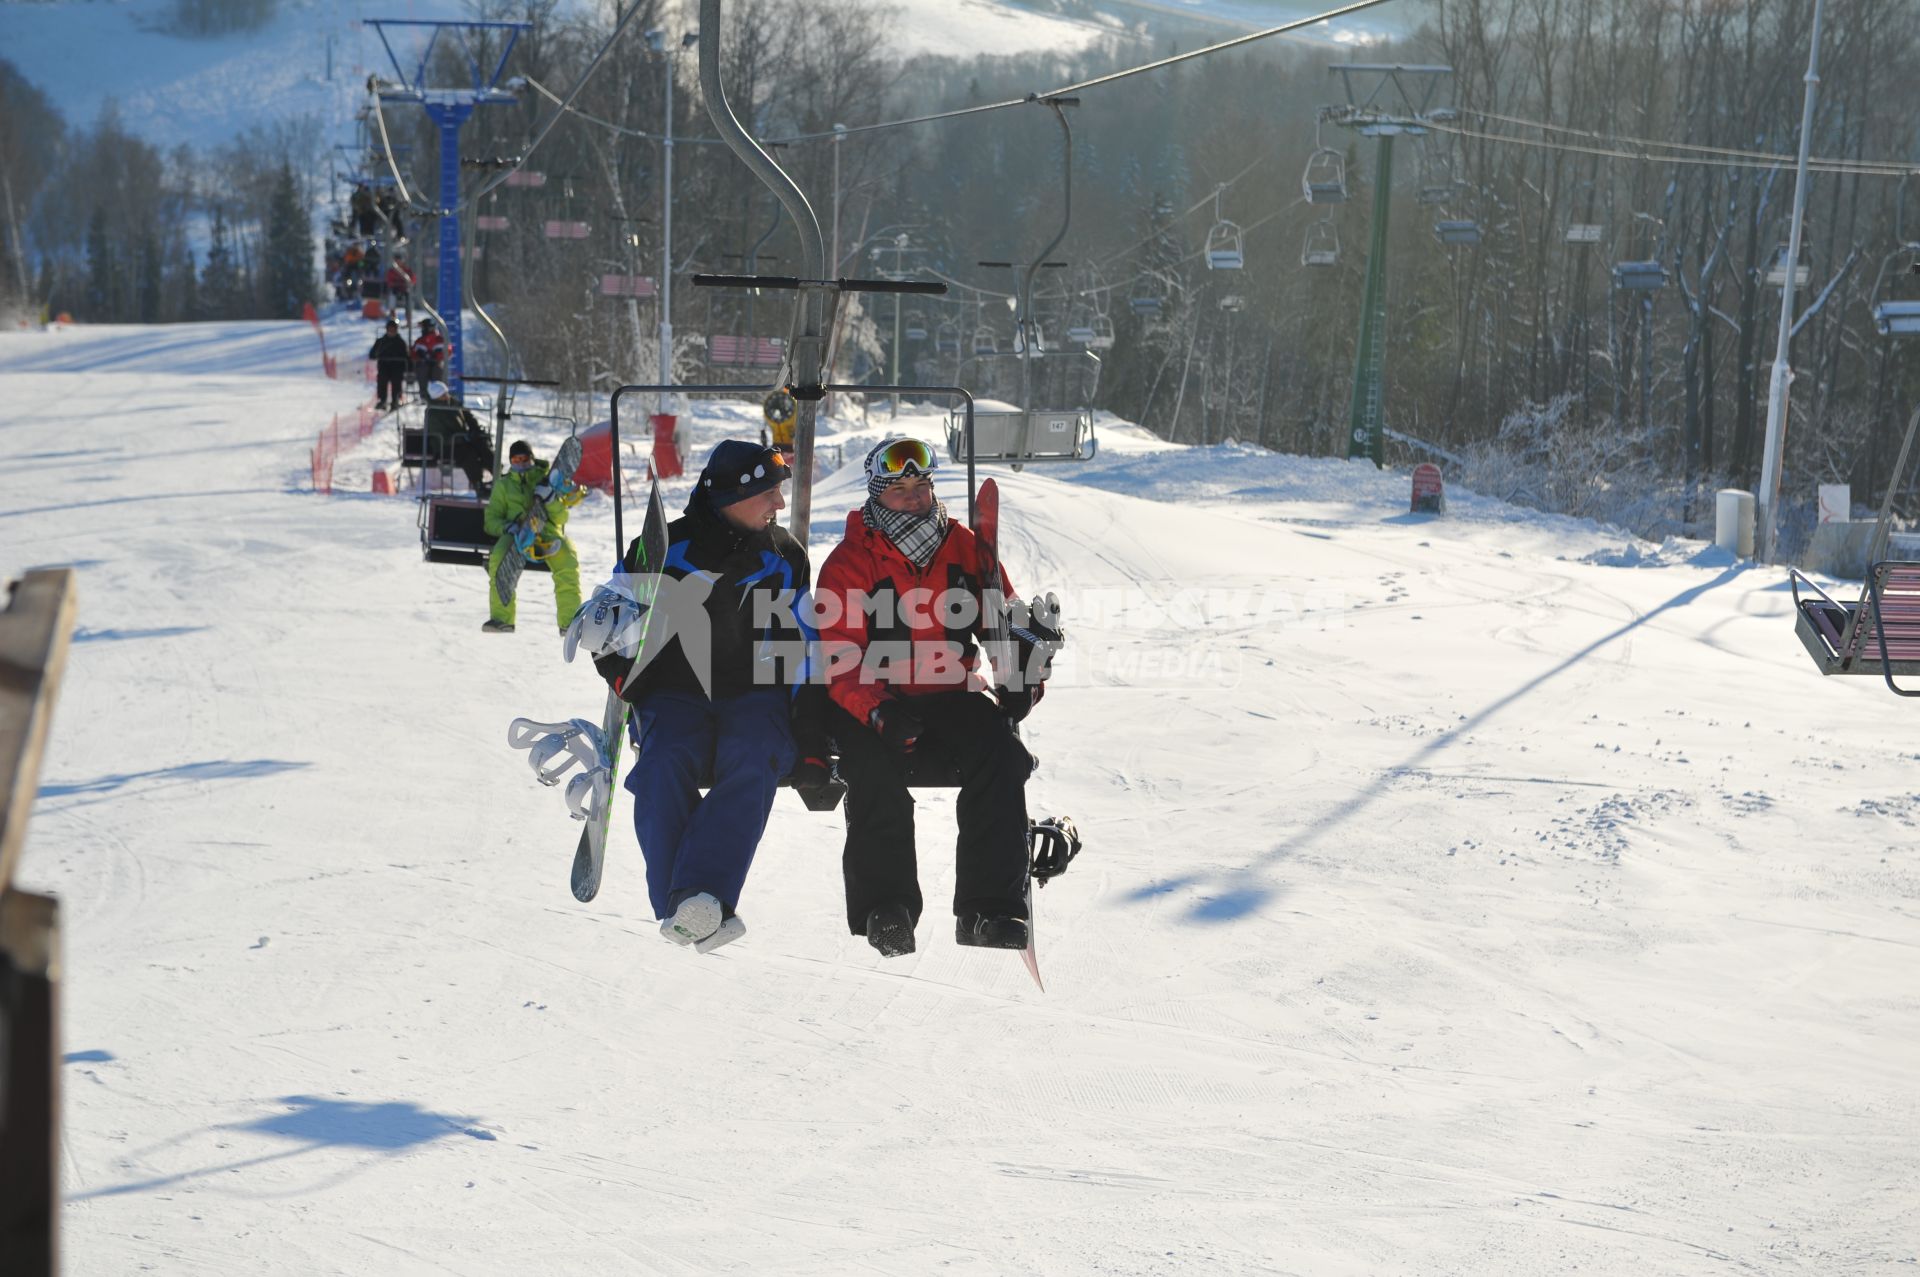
[813,437,1050,960]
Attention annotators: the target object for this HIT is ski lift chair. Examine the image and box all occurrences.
[1205,221,1245,270]
[1128,295,1162,317]
[972,326,999,357]
[1434,220,1483,247]
[946,405,1097,470]
[709,334,786,367]
[904,311,929,342]
[1089,314,1116,350]
[1612,260,1668,291]
[935,320,960,355]
[1218,294,1246,313]
[1301,218,1340,268]
[1789,403,1920,696]
[1565,223,1604,244]
[1765,243,1810,289]
[1303,148,1349,204]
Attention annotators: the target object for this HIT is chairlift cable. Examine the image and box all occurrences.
[1459,107,1919,174]
[1425,119,1920,180]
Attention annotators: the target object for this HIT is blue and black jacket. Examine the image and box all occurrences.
[594,486,815,707]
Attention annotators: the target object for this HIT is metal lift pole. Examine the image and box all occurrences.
[1324,65,1453,470]
[367,18,529,399]
[1345,133,1393,468]
[697,0,828,538]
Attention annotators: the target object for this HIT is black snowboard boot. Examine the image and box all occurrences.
[955,912,1028,950]
[865,902,916,958]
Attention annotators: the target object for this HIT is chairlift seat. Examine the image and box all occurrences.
[1434,220,1483,246]
[1066,324,1097,345]
[1613,260,1668,291]
[1089,315,1116,350]
[400,427,443,468]
[971,328,999,356]
[710,334,786,367]
[1565,223,1604,244]
[1128,296,1161,317]
[1303,148,1348,204]
[1301,219,1340,269]
[1205,220,1245,270]
[946,408,1095,467]
[418,495,547,572]
[1790,563,1920,695]
[1873,300,1920,336]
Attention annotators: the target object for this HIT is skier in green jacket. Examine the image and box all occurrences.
[483,439,583,634]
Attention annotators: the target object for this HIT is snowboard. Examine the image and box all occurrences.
[571,478,668,903]
[495,434,584,609]
[973,478,1045,992]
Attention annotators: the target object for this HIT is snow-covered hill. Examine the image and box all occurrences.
[3,317,1916,1275]
[0,0,1140,154]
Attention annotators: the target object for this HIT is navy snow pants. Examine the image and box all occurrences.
[626,689,796,920]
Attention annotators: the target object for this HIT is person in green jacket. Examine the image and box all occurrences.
[482,439,582,634]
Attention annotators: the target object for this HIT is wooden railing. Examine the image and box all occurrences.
[1,567,77,1276]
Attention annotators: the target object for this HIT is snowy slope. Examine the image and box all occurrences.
[3,318,1919,1275]
[0,0,1128,154]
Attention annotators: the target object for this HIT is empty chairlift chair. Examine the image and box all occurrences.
[1301,218,1340,268]
[904,311,929,341]
[1765,243,1810,289]
[1302,148,1349,204]
[1205,221,1245,270]
[934,320,960,356]
[971,325,999,356]
[1433,220,1483,247]
[1612,260,1668,291]
[1089,313,1116,350]
[1789,403,1920,696]
[1871,242,1920,336]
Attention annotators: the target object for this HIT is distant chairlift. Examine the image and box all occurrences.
[971,325,999,356]
[934,320,961,355]
[1204,185,1244,270]
[1303,147,1349,204]
[904,310,929,341]
[1218,293,1246,313]
[1301,218,1340,268]
[1433,220,1483,247]
[709,333,786,367]
[1872,243,1920,335]
[1089,313,1116,350]
[1765,242,1810,289]
[1612,260,1668,291]
[1565,223,1604,245]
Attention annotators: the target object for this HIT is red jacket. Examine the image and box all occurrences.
[815,509,1014,725]
[385,263,415,291]
[411,330,447,363]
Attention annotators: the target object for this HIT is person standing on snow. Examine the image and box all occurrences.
[411,318,449,401]
[567,440,824,954]
[482,439,582,635]
[367,319,410,411]
[813,437,1057,959]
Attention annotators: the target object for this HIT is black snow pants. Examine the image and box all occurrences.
[376,362,407,408]
[833,690,1031,934]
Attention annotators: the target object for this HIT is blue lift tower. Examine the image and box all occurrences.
[365,19,530,395]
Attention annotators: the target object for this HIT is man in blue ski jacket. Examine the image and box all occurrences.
[571,440,823,952]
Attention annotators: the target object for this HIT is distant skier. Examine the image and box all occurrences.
[411,318,448,400]
[483,439,581,636]
[367,319,410,411]
[384,257,415,313]
[813,437,1058,959]
[568,440,823,953]
[350,184,377,237]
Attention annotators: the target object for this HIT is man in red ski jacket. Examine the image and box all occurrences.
[813,437,1052,960]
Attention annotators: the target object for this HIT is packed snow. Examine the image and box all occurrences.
[3,315,1917,1275]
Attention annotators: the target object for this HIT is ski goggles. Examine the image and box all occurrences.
[871,438,938,478]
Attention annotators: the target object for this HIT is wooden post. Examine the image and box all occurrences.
[0,567,78,1277]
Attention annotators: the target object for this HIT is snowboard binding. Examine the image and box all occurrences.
[1028,815,1081,886]
[507,717,614,824]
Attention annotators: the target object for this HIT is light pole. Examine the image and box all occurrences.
[1758,0,1828,564]
[646,28,698,418]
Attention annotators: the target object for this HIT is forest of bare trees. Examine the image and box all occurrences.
[7,0,1919,548]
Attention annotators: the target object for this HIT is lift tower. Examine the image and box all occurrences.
[1322,65,1453,468]
[366,18,530,395]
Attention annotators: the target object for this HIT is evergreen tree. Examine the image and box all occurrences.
[176,246,199,323]
[137,231,162,324]
[260,162,313,318]
[201,205,239,319]
[83,207,114,320]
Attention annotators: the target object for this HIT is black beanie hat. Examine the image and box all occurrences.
[509,439,533,460]
[700,439,791,508]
